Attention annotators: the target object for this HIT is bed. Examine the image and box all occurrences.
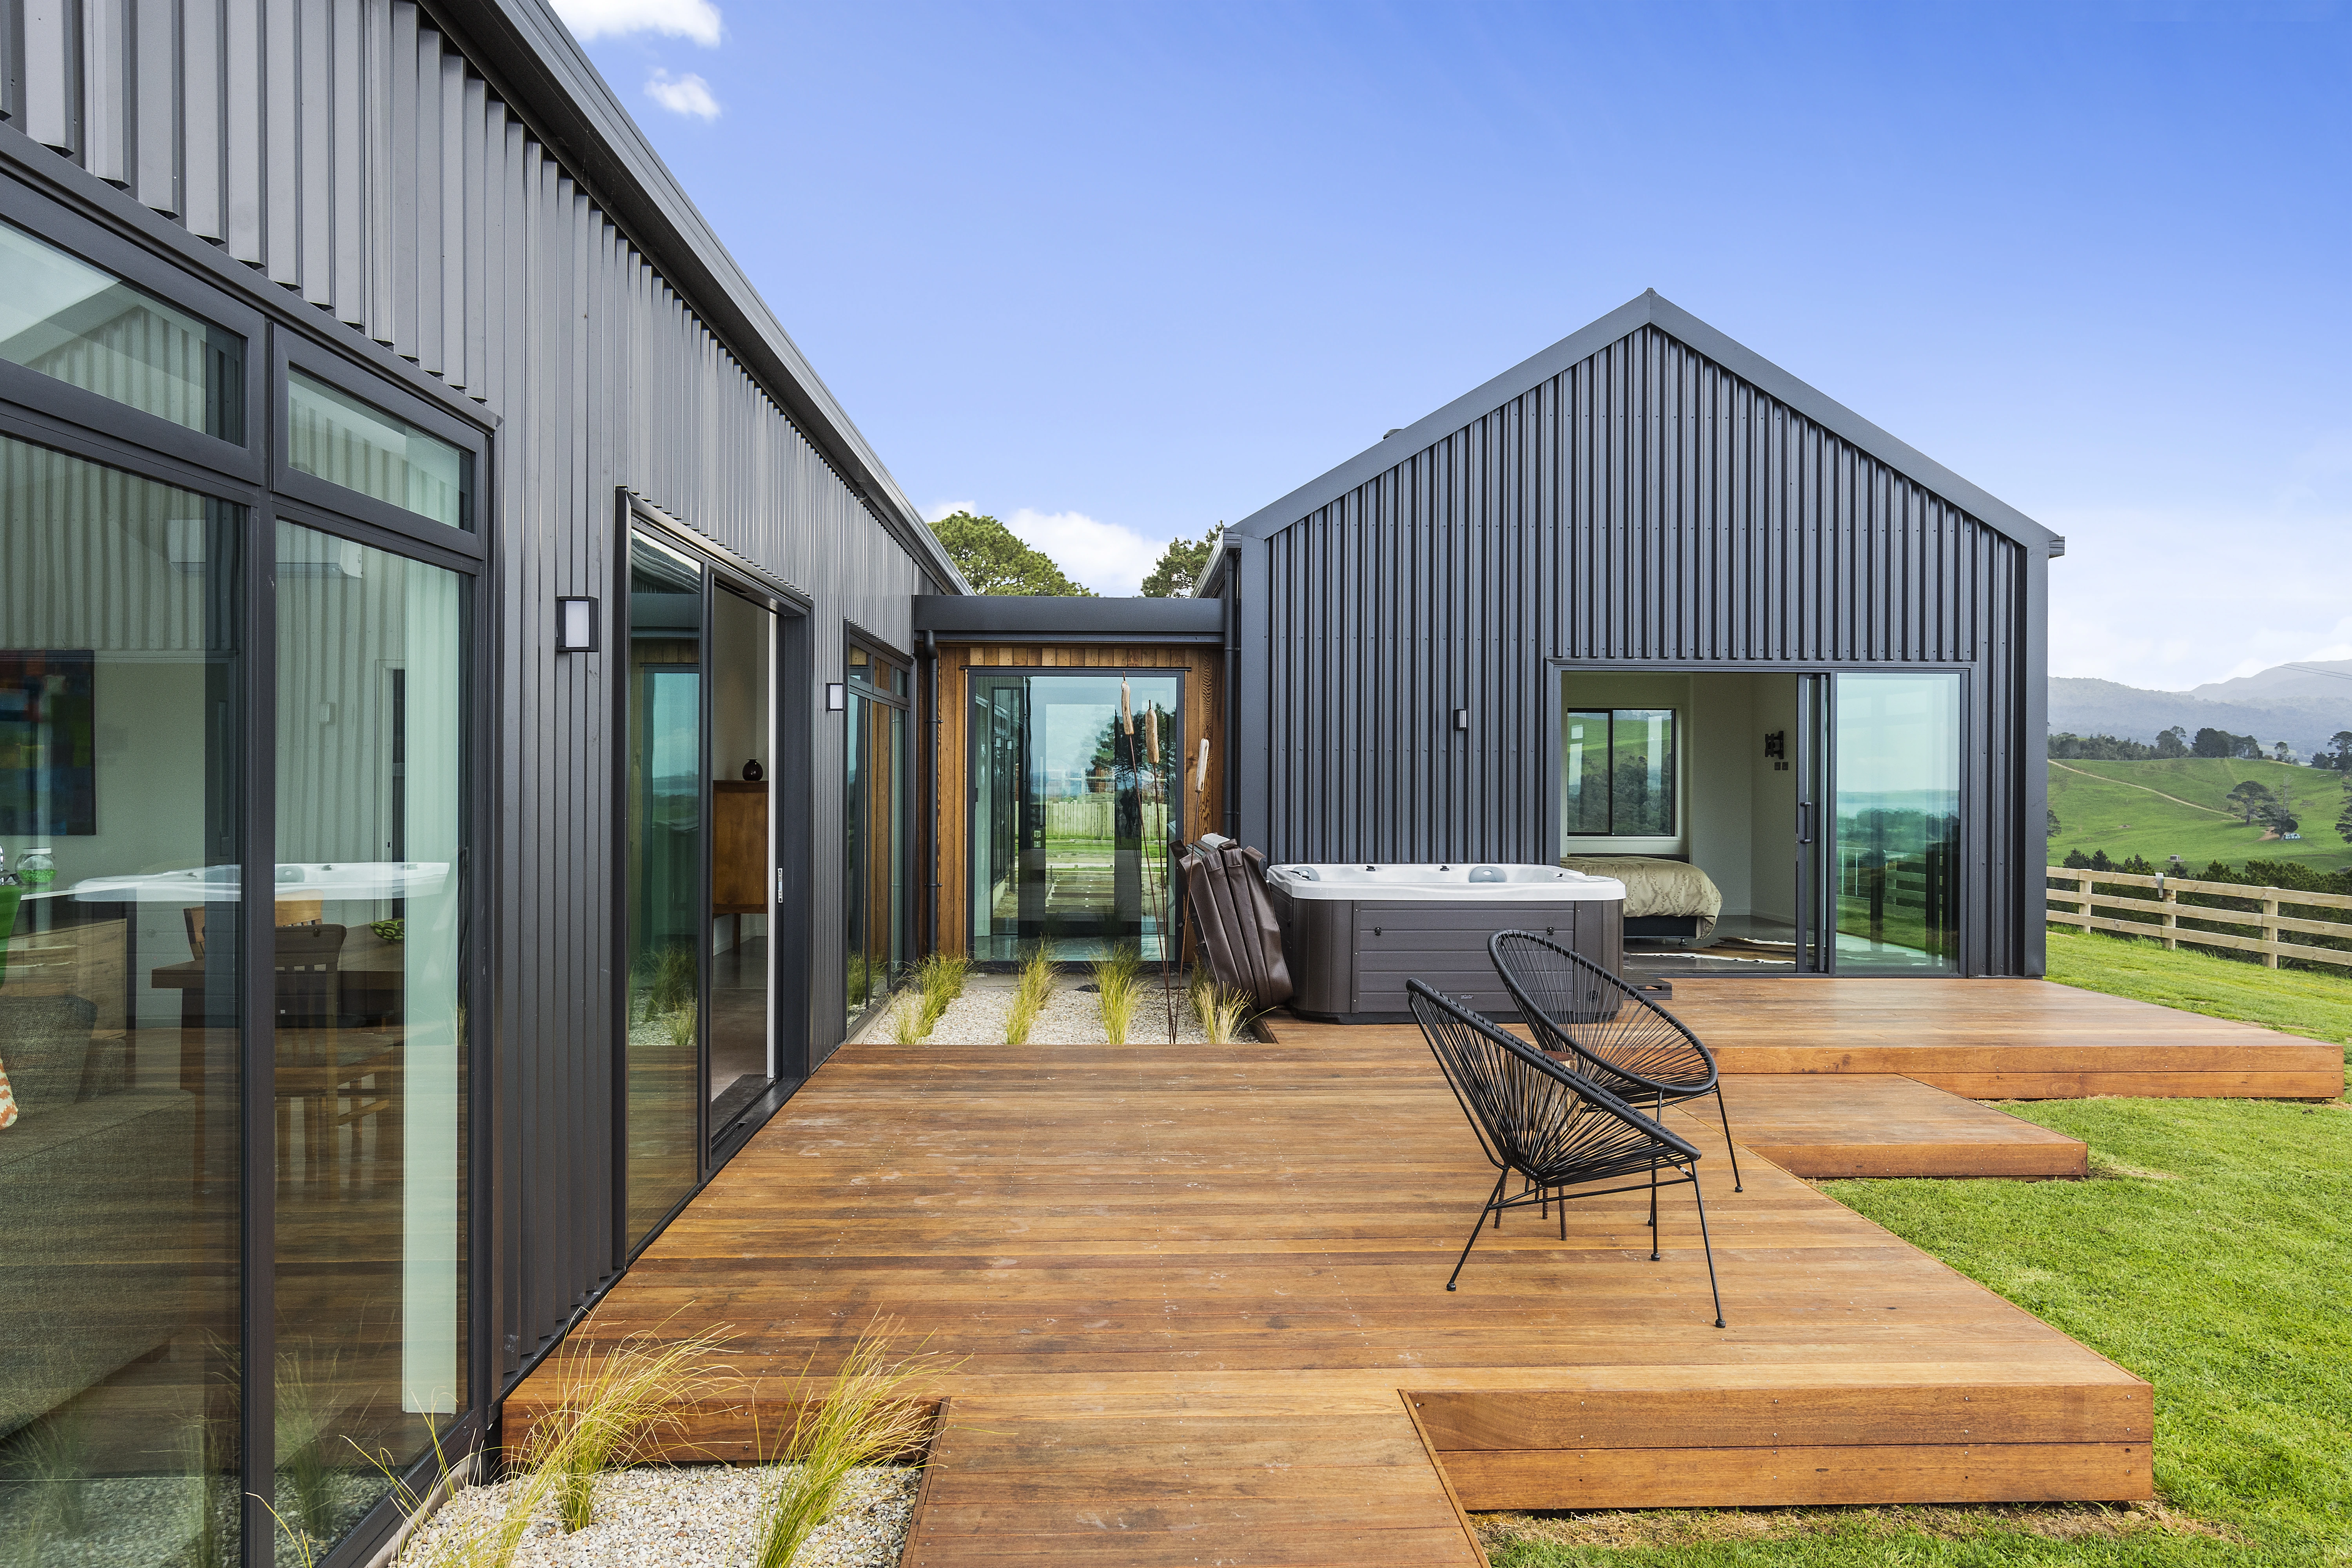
[1558,855,1722,944]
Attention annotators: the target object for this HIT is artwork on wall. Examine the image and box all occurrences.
[0,651,96,836]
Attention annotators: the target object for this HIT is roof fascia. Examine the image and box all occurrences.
[1230,290,2055,554]
[426,0,970,592]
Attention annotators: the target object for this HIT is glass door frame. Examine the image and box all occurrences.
[962,666,1189,964]
[1544,659,1976,978]
[611,497,813,1253]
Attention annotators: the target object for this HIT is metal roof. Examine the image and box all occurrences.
[1227,289,2060,555]
[449,0,970,592]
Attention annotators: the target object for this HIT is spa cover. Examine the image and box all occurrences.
[1179,835,1294,1007]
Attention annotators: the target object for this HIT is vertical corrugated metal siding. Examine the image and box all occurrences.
[4,0,926,1383]
[1262,325,2030,973]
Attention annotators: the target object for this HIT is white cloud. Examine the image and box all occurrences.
[551,0,721,46]
[644,69,721,120]
[1004,508,1162,596]
[2045,501,2352,690]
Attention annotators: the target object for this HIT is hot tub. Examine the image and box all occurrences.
[1262,862,1625,1023]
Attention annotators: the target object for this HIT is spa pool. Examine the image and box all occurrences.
[1262,862,1626,1023]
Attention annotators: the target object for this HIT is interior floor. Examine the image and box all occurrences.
[709,933,771,1109]
[1622,913,1800,979]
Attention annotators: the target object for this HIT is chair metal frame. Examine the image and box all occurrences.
[1486,929,1744,1193]
[1407,980,1725,1325]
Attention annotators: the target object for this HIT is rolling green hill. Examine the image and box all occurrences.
[2046,756,2352,874]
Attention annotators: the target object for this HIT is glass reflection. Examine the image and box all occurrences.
[0,219,244,441]
[1832,672,1961,973]
[0,435,243,1566]
[287,370,470,531]
[625,533,702,1245]
[708,590,773,1131]
[845,670,907,1016]
[270,520,468,1561]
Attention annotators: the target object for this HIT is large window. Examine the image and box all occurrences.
[1833,673,1961,973]
[0,435,246,1567]
[1562,706,1677,839]
[0,190,482,1568]
[844,644,908,1022]
[287,369,471,531]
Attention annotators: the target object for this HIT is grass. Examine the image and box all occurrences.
[751,1322,947,1568]
[1093,944,1144,1045]
[1188,969,1255,1044]
[1484,1093,2352,1566]
[915,953,971,1035]
[523,1327,737,1533]
[2046,926,2352,1056]
[2048,757,2352,875]
[1004,944,1055,1044]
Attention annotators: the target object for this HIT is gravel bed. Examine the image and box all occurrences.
[900,971,1211,1046]
[393,1463,918,1568]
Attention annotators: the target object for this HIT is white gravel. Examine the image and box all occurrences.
[393,1463,918,1568]
[892,970,1212,1046]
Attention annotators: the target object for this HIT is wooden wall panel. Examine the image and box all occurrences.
[933,642,1223,959]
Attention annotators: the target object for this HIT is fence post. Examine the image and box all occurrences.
[2263,892,2281,969]
[2162,881,2179,951]
[2076,874,2093,924]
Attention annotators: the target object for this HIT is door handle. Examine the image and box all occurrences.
[1797,802,1815,844]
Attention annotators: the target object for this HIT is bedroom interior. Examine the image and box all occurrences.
[1559,671,1802,977]
[1558,669,1965,979]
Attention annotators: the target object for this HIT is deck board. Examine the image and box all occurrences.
[514,992,2162,1562]
[1678,1074,2089,1178]
[1262,976,2345,1099]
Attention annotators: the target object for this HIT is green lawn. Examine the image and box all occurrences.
[1479,936,2352,1568]
[2048,757,2352,876]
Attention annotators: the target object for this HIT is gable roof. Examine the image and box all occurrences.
[1224,289,2059,556]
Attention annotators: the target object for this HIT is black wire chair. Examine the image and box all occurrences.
[1486,929,1744,1194]
[1407,981,1725,1325]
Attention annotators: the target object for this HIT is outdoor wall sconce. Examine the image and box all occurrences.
[825,682,845,712]
[556,596,598,653]
[1452,708,1468,731]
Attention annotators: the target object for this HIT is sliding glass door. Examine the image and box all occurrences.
[967,671,1182,962]
[844,646,908,1022]
[708,588,775,1136]
[1827,673,1962,973]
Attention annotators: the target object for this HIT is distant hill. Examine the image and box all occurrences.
[2047,757,2351,875]
[2049,659,2352,760]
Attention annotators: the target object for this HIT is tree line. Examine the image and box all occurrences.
[928,510,1222,598]
[2049,726,2352,767]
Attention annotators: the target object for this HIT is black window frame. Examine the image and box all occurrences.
[1559,706,1681,840]
[0,170,498,1568]
[0,172,267,482]
[272,331,488,559]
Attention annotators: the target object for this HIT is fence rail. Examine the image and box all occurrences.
[2045,866,2352,972]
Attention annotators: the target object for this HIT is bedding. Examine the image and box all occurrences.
[1558,855,1722,943]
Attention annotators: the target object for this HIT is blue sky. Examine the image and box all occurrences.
[556,1,2350,691]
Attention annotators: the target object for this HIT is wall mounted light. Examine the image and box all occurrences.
[825,682,846,712]
[556,596,598,653]
[1452,708,1469,731]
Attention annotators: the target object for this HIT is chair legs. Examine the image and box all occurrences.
[1690,1166,1728,1328]
[1714,1085,1744,1192]
[1446,1171,1508,1291]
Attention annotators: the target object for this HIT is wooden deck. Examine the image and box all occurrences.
[1266,976,2345,1100]
[515,981,2183,1563]
[1699,1074,2088,1179]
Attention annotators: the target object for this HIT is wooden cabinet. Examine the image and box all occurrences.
[712,780,769,914]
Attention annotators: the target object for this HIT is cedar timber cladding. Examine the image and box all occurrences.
[0,0,958,1388]
[1229,291,2054,976]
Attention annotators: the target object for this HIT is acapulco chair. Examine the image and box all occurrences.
[1406,980,1725,1326]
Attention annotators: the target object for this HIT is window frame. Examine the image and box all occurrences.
[0,173,268,482]
[272,332,489,560]
[1560,706,1681,841]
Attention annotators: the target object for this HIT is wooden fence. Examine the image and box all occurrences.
[2046,866,2352,972]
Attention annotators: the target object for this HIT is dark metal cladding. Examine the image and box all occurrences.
[1227,314,2051,978]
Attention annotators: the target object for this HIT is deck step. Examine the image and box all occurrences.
[1680,1074,2088,1179]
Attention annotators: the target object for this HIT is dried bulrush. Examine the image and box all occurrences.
[750,1321,952,1568]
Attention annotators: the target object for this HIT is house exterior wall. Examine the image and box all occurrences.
[1230,322,2046,977]
[0,0,947,1408]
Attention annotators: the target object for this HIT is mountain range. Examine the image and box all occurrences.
[2049,659,2352,759]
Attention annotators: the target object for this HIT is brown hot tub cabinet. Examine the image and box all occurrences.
[1262,863,1625,1024]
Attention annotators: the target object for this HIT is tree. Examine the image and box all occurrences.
[2257,801,2299,837]
[2154,726,2190,759]
[2061,848,2092,869]
[2225,779,2275,824]
[2046,807,2060,840]
[929,511,1094,597]
[2340,775,2352,847]
[2273,741,2296,764]
[2192,727,2261,759]
[2319,730,2352,772]
[1141,525,1222,598]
